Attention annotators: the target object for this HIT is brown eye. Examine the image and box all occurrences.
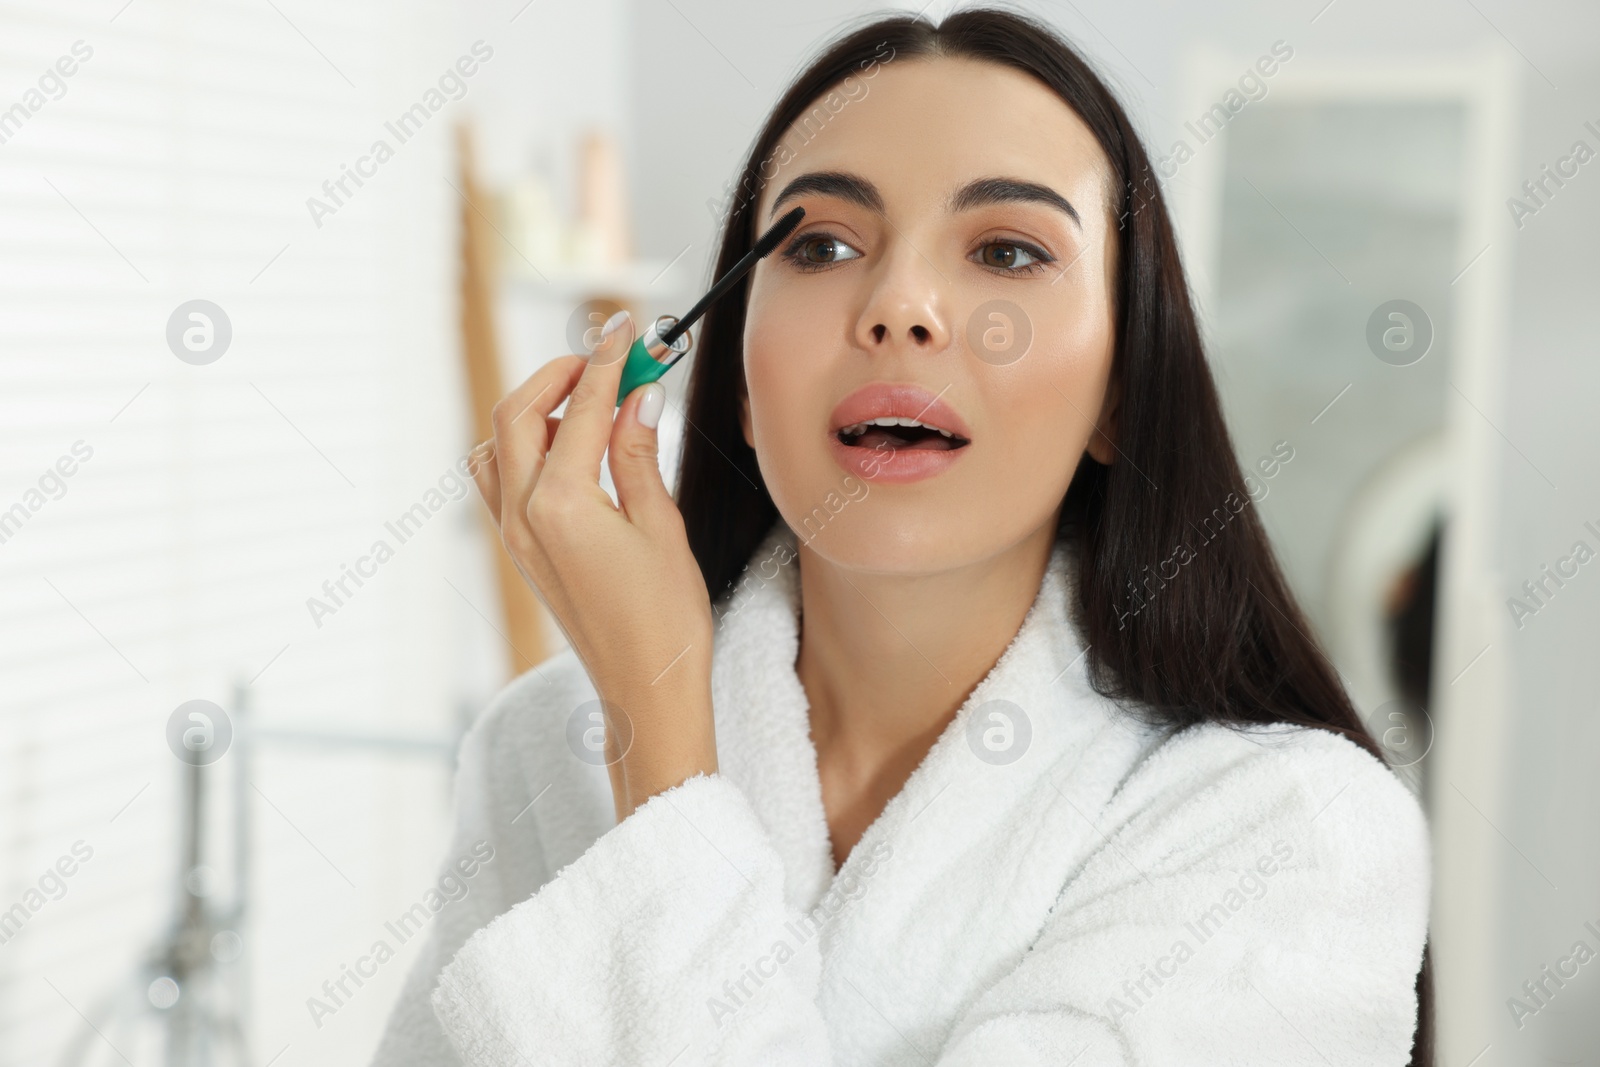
[801,236,840,263]
[782,232,862,271]
[983,244,1017,268]
[799,236,855,264]
[979,241,1044,271]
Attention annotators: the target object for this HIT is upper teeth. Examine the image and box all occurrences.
[840,417,957,438]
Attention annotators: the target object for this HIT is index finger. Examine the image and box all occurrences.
[489,353,588,497]
[543,311,633,485]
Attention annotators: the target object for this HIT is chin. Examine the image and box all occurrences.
[768,475,1018,578]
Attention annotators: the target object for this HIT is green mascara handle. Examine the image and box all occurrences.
[614,314,691,406]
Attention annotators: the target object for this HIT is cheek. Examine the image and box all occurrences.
[742,265,862,431]
[741,292,843,496]
[743,310,810,440]
[981,376,1078,490]
[985,304,1113,470]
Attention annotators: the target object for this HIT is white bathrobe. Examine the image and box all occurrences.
[370,520,1430,1067]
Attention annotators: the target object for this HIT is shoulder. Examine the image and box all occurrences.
[1017,720,1430,1058]
[1137,720,1424,834]
[1100,719,1431,928]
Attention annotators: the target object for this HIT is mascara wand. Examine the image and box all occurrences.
[613,206,806,405]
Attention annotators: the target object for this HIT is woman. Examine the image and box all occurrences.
[373,8,1432,1065]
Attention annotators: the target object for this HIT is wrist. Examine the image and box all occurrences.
[616,755,718,822]
[600,673,717,822]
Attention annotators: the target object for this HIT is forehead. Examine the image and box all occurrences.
[755,55,1111,223]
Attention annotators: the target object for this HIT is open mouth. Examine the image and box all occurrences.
[835,417,970,451]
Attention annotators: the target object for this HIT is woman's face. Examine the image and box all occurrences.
[743,55,1120,574]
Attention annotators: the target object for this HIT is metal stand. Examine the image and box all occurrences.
[57,683,253,1067]
[55,680,465,1066]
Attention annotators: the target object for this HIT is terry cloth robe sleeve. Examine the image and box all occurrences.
[428,771,827,1065]
[368,719,538,1067]
[369,684,562,1067]
[426,725,1430,1067]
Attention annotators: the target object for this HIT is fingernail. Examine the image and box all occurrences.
[636,382,665,429]
[600,309,631,340]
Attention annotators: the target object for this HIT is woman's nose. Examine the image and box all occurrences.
[853,240,951,355]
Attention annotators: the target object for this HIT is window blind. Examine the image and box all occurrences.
[0,2,497,1063]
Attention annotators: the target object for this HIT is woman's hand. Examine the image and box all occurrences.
[468,311,717,822]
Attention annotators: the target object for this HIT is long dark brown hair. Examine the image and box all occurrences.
[672,7,1432,1062]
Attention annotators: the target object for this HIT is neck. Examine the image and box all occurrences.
[794,520,1060,768]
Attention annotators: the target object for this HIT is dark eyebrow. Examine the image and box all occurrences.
[769,171,884,220]
[948,176,1080,228]
[768,171,1080,229]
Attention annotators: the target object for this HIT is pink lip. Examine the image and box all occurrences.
[827,382,972,485]
[829,382,973,438]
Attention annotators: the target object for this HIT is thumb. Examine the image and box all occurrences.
[608,380,672,524]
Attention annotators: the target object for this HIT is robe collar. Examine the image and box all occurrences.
[709,519,1138,917]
